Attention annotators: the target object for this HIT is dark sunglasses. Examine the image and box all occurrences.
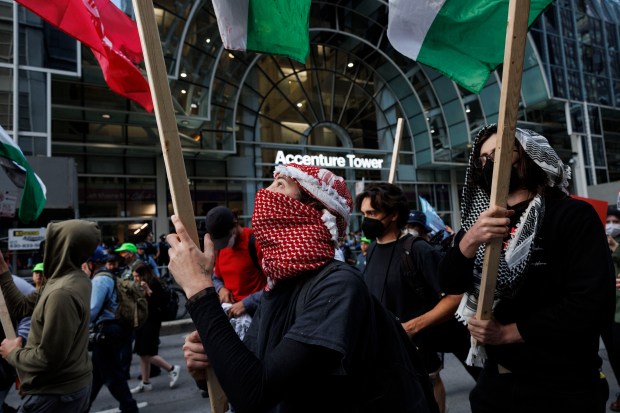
[474,153,495,169]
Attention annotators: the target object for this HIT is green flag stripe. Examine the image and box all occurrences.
[0,129,46,222]
[246,0,311,63]
[418,0,553,93]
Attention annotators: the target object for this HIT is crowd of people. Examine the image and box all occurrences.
[171,126,615,413]
[0,124,617,413]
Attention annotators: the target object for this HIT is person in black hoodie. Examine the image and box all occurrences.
[438,124,615,413]
[167,163,437,413]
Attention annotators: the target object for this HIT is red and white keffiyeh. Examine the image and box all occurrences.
[274,164,352,242]
[251,163,353,283]
[252,189,337,282]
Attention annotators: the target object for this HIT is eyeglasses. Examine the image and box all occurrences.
[474,148,518,169]
[474,152,495,169]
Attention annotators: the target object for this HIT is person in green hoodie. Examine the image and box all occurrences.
[0,219,100,413]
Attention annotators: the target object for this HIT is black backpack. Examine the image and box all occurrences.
[400,235,445,314]
[294,261,439,413]
[400,235,470,355]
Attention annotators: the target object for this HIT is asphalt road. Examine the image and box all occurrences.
[3,328,619,413]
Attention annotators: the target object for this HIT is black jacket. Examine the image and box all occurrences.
[439,195,615,385]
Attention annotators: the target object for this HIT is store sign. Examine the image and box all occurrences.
[275,151,384,169]
[8,228,46,251]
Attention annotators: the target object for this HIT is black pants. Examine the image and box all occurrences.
[18,385,91,413]
[89,322,138,413]
[470,362,607,413]
[602,321,620,390]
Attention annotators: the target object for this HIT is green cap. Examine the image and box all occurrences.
[115,242,137,253]
[360,237,371,244]
[32,263,44,272]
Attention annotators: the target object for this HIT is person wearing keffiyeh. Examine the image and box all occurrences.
[166,164,438,413]
[438,124,615,413]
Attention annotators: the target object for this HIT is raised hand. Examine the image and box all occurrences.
[167,215,215,299]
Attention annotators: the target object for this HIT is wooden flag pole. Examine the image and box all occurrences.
[388,118,404,184]
[131,1,228,412]
[0,287,16,340]
[476,0,530,321]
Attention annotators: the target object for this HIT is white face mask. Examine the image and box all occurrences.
[606,223,620,238]
[402,228,420,238]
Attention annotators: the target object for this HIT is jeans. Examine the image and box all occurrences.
[89,322,138,413]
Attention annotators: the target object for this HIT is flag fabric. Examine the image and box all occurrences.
[93,0,143,64]
[419,196,449,239]
[0,126,46,223]
[15,0,153,111]
[387,0,553,94]
[212,0,311,63]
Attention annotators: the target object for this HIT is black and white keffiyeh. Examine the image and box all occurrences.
[457,125,571,365]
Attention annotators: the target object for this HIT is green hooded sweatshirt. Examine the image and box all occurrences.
[0,219,100,395]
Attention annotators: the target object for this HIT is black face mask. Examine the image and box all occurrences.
[479,159,522,195]
[361,217,386,240]
[508,199,530,227]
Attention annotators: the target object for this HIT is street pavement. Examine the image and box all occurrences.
[4,325,619,413]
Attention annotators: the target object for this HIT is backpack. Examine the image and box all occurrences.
[99,272,149,329]
[400,235,470,355]
[400,235,444,314]
[158,280,179,322]
[294,261,439,413]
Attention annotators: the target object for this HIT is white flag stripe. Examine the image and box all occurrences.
[387,0,446,60]
[212,0,250,51]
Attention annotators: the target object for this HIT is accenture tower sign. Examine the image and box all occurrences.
[274,150,384,169]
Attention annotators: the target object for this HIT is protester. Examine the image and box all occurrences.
[355,237,371,272]
[116,243,145,280]
[438,124,614,413]
[136,243,160,277]
[155,234,170,276]
[169,163,437,413]
[337,238,356,266]
[31,262,45,289]
[106,247,146,380]
[87,246,140,413]
[130,262,180,394]
[0,276,34,413]
[207,206,266,319]
[0,219,100,413]
[356,183,467,413]
[105,253,122,277]
[605,207,620,411]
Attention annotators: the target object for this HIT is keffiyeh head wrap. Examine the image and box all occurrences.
[274,164,352,241]
[457,125,571,365]
[251,164,353,284]
[514,128,571,193]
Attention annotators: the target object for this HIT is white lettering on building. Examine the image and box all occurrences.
[275,151,383,169]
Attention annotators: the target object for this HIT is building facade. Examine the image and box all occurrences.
[1,0,619,251]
